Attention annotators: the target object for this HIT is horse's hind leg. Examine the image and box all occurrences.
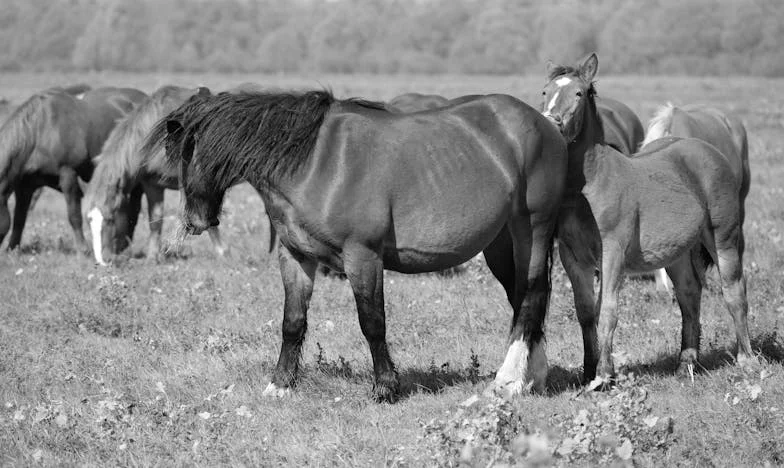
[6,185,36,250]
[666,251,704,374]
[59,168,88,253]
[713,232,757,367]
[343,245,398,402]
[489,216,555,397]
[264,246,317,398]
[559,240,600,383]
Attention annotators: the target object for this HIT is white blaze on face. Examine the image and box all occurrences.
[544,90,561,117]
[87,207,107,266]
[555,76,572,87]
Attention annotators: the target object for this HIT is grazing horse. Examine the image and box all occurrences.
[542,53,756,382]
[145,90,568,401]
[0,86,146,251]
[641,103,750,292]
[86,85,278,265]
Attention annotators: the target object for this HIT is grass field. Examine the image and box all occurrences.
[1,72,783,466]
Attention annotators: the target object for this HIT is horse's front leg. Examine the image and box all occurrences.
[143,185,165,259]
[6,184,37,250]
[490,216,555,397]
[264,246,317,397]
[344,245,398,402]
[59,168,89,253]
[0,192,9,248]
[207,227,229,257]
[559,240,600,383]
[596,239,625,380]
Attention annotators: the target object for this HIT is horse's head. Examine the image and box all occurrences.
[541,53,599,143]
[165,119,224,236]
[84,166,134,265]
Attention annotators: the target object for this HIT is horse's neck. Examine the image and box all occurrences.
[566,99,607,193]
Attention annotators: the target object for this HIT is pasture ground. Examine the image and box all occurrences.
[1,73,783,466]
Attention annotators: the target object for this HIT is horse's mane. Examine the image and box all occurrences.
[0,91,62,180]
[87,86,197,205]
[147,90,387,188]
[640,102,675,149]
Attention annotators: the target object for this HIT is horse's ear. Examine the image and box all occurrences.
[545,60,557,79]
[197,86,211,96]
[579,53,599,82]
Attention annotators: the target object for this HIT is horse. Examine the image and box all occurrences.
[641,103,750,292]
[144,89,568,402]
[594,97,644,156]
[85,85,278,265]
[0,86,147,252]
[386,93,450,112]
[541,53,756,383]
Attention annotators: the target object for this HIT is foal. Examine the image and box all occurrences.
[542,53,756,381]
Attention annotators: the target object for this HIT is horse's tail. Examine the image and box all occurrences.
[640,102,676,149]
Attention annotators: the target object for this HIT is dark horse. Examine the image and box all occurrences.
[145,90,568,401]
[542,54,756,383]
[0,86,146,251]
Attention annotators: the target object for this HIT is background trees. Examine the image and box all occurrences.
[1,0,781,76]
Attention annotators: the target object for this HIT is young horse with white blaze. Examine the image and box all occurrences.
[85,85,278,265]
[145,90,568,402]
[542,53,757,383]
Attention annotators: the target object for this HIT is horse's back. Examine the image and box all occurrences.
[597,97,644,155]
[671,105,745,161]
[387,93,450,113]
[81,87,147,158]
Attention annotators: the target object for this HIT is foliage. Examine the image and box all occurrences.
[1,0,783,75]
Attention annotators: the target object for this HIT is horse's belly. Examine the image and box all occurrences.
[625,197,705,271]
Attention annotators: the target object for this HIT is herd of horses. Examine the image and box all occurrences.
[0,53,756,402]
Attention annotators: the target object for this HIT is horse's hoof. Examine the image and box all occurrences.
[372,380,400,404]
[737,354,761,370]
[262,382,291,398]
[584,375,613,392]
[483,378,536,400]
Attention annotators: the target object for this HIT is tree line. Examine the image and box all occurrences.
[1,0,782,76]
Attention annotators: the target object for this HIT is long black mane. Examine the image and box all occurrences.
[145,90,386,189]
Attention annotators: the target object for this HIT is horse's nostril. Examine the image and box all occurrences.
[210,219,220,228]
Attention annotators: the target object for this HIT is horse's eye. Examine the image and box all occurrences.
[576,91,583,97]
